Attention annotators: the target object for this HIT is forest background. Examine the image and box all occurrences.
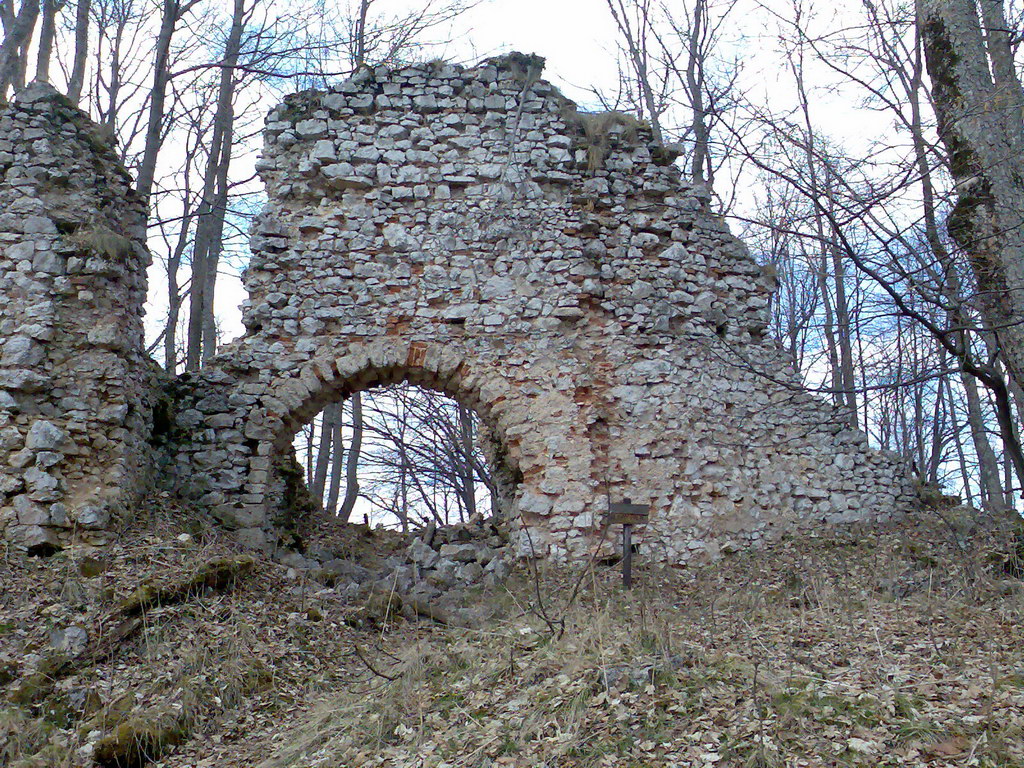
[2,0,1022,529]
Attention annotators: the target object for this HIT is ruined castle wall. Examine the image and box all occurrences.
[168,55,915,563]
[0,85,157,552]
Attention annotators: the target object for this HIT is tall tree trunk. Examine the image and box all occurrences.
[65,0,88,100]
[33,0,59,83]
[0,0,39,96]
[325,410,345,514]
[961,370,1005,509]
[925,352,946,483]
[828,246,858,425]
[685,0,709,183]
[920,0,1024,390]
[908,11,1022,503]
[339,392,362,522]
[163,216,192,371]
[457,404,476,520]
[945,377,976,507]
[99,16,124,138]
[311,403,340,503]
[136,0,200,204]
[135,0,176,201]
[353,0,370,67]
[186,0,244,369]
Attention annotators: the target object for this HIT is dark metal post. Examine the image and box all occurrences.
[623,522,633,589]
[608,499,649,591]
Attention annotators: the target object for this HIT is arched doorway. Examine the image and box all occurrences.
[289,381,515,532]
[172,338,601,559]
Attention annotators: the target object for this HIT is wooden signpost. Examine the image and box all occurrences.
[607,499,649,589]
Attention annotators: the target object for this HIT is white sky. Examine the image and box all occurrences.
[442,0,623,106]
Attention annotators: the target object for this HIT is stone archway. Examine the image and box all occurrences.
[171,336,604,557]
[164,52,914,562]
[0,56,915,560]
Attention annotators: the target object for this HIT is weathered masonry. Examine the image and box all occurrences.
[0,55,915,562]
[0,85,157,553]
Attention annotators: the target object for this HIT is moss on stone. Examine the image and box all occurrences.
[77,692,136,740]
[118,554,256,615]
[92,705,187,768]
[65,224,135,262]
[7,653,67,706]
[0,708,54,764]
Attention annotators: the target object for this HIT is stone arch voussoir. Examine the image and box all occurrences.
[178,338,587,557]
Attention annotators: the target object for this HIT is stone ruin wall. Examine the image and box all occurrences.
[0,85,157,553]
[0,55,917,564]
[166,54,916,563]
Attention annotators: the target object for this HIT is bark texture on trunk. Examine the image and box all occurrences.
[920,0,1024,390]
[0,0,39,96]
[185,0,244,369]
[66,0,88,100]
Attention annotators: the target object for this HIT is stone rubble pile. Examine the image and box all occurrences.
[275,516,512,624]
[402,515,512,590]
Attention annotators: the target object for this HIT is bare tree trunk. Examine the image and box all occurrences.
[65,0,88,100]
[100,12,126,133]
[396,415,410,532]
[311,402,340,503]
[920,0,1024,390]
[827,227,858,425]
[163,214,192,371]
[685,0,709,182]
[304,422,314,486]
[339,392,362,522]
[0,0,39,96]
[186,0,244,369]
[353,0,370,67]
[136,0,198,204]
[961,370,1005,509]
[945,377,976,507]
[33,0,60,83]
[457,404,476,520]
[325,411,345,514]
[927,382,945,484]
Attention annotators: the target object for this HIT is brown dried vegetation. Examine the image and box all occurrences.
[0,499,1022,767]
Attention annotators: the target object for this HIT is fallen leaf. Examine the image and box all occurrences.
[923,736,968,757]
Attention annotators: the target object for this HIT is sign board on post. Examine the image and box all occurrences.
[607,499,649,589]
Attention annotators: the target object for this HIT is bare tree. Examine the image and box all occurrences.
[338,392,362,522]
[739,0,1024,503]
[920,0,1024,391]
[0,0,39,96]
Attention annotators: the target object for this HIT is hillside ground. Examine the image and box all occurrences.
[1,498,1022,767]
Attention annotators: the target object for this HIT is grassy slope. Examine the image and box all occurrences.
[1,502,1022,768]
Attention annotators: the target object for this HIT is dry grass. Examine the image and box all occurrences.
[1,506,1022,768]
[249,517,1024,768]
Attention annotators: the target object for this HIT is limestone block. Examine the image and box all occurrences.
[25,420,66,451]
[1,335,43,366]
